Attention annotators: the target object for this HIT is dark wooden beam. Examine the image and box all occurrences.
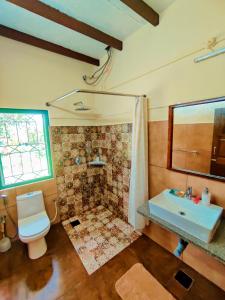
[121,0,159,26]
[7,0,123,50]
[0,25,100,66]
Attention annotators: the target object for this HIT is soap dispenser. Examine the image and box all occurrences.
[201,187,211,206]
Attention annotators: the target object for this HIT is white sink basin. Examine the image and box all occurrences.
[149,189,223,243]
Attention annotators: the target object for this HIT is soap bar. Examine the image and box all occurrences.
[177,191,185,197]
[169,189,185,197]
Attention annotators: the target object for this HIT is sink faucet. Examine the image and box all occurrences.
[185,186,192,200]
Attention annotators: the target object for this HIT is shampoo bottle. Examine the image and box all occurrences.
[201,187,211,206]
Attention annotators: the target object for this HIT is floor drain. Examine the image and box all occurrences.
[174,270,193,290]
[70,220,80,227]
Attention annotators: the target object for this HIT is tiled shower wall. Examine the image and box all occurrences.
[51,124,132,222]
[97,124,132,222]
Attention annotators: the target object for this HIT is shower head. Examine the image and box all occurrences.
[75,107,91,111]
[73,101,91,111]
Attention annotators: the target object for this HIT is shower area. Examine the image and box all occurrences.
[51,123,132,222]
[49,89,148,274]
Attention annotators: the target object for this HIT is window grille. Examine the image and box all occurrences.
[0,109,53,189]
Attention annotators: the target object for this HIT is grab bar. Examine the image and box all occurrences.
[174,149,199,154]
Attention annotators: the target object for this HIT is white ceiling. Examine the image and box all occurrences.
[144,0,175,13]
[0,0,175,61]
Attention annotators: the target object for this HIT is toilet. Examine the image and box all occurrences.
[16,191,50,259]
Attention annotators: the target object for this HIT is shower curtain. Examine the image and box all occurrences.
[128,96,148,230]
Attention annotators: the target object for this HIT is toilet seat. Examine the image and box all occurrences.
[16,191,51,259]
[18,211,50,242]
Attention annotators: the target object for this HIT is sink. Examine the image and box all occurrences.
[149,189,223,243]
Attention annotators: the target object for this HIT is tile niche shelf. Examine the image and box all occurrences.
[88,157,106,167]
[137,202,225,264]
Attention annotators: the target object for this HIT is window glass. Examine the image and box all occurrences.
[0,109,53,189]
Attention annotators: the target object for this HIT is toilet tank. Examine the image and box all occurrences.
[16,191,46,220]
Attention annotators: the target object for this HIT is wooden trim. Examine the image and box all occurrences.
[167,106,173,169]
[168,166,225,182]
[7,0,123,50]
[167,96,225,182]
[169,96,225,109]
[121,0,159,26]
[0,25,100,66]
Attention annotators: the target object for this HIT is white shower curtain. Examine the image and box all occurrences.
[128,96,148,230]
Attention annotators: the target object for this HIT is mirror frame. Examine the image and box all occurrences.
[167,96,225,182]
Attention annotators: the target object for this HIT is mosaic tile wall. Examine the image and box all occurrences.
[51,124,132,222]
[96,124,132,222]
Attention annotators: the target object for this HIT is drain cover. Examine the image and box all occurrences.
[174,270,193,289]
[70,219,80,227]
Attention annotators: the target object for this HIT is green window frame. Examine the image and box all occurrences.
[0,108,53,190]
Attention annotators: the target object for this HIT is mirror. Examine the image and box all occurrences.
[168,97,225,181]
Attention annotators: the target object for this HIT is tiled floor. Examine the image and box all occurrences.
[62,205,140,274]
[0,224,225,300]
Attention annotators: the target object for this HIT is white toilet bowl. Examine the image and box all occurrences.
[16,191,50,259]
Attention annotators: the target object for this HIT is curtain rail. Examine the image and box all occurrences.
[46,89,146,107]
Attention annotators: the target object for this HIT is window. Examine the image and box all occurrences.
[0,109,53,189]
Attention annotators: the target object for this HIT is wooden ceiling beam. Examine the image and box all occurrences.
[121,0,159,26]
[0,25,100,66]
[7,0,123,50]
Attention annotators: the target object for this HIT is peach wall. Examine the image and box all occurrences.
[0,179,59,239]
[147,120,225,291]
[93,0,225,125]
[0,36,97,126]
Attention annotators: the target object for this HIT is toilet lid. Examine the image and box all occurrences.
[18,211,50,237]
